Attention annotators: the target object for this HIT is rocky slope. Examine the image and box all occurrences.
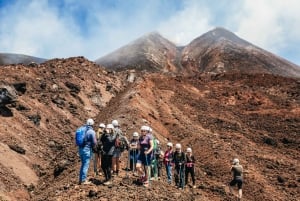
[0,56,299,200]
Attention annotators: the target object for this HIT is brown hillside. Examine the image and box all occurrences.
[0,57,299,200]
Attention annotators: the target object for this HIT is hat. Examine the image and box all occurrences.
[175,143,181,149]
[167,142,173,147]
[99,123,105,128]
[106,124,114,129]
[186,147,192,153]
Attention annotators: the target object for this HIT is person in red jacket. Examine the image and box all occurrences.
[185,147,196,188]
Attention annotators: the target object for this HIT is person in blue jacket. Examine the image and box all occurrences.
[78,118,97,185]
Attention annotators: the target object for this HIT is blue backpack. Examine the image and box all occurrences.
[75,126,89,147]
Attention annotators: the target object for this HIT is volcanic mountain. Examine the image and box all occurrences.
[96,28,300,78]
[0,28,299,201]
[95,32,180,72]
[0,53,47,65]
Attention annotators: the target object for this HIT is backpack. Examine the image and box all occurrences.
[115,134,128,152]
[152,137,158,154]
[75,126,89,147]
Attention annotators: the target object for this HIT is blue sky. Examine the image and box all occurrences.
[0,0,299,65]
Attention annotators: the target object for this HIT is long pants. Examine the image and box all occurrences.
[165,164,172,184]
[185,167,195,185]
[129,150,138,170]
[93,152,101,174]
[101,154,113,181]
[79,147,92,183]
[175,165,185,188]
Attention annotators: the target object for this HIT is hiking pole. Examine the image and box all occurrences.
[126,149,130,178]
[133,149,136,173]
[179,163,182,189]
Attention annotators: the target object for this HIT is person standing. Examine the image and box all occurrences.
[129,132,140,173]
[100,124,117,185]
[77,118,97,185]
[172,143,186,189]
[111,119,129,176]
[185,148,196,188]
[136,125,154,187]
[229,158,243,199]
[163,142,173,184]
[93,123,105,176]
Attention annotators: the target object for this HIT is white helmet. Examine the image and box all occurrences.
[99,123,105,128]
[86,118,94,126]
[186,147,192,153]
[167,142,173,147]
[106,124,114,129]
[233,158,239,164]
[175,143,181,149]
[141,125,149,131]
[133,132,139,137]
[112,120,119,127]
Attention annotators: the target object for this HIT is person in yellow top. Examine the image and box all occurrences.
[93,123,105,176]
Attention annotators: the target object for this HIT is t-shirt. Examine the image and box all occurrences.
[101,132,117,156]
[231,164,243,180]
[186,154,195,168]
[139,134,153,154]
[84,126,97,148]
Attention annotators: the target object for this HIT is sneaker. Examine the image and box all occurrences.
[103,181,112,186]
[82,180,92,185]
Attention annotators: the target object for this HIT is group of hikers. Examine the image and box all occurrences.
[75,118,243,199]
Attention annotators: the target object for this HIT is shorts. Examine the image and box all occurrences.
[137,154,152,166]
[113,149,121,158]
[230,178,243,189]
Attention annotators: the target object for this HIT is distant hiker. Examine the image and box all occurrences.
[172,143,186,189]
[229,158,243,199]
[93,123,105,176]
[100,124,117,185]
[136,125,154,187]
[111,120,129,176]
[129,132,140,173]
[163,142,173,184]
[76,118,97,185]
[185,148,196,188]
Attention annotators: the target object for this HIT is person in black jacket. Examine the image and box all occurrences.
[100,124,117,185]
[185,147,196,188]
[172,143,186,189]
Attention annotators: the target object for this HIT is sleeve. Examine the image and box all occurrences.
[192,155,196,163]
[92,131,97,146]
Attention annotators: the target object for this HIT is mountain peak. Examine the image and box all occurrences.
[190,27,251,47]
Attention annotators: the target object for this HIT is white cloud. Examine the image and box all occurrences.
[158,1,213,46]
[0,0,299,65]
[235,0,300,54]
